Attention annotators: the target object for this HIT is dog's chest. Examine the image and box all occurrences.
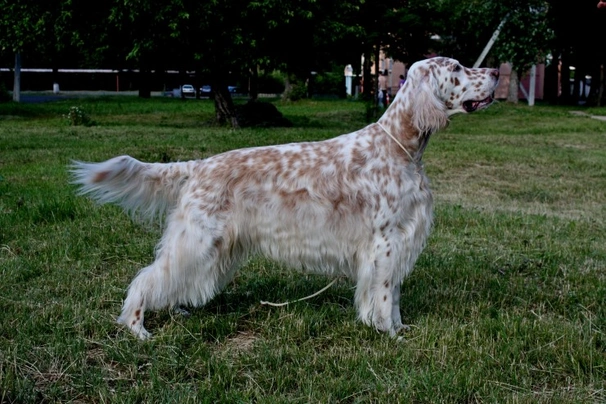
[380,162,432,209]
[377,164,433,237]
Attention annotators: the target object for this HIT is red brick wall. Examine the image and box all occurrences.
[495,63,544,100]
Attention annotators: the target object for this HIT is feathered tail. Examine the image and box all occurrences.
[70,155,191,221]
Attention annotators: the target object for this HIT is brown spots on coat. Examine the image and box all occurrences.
[351,148,368,169]
[213,237,224,251]
[93,171,109,183]
[279,188,311,210]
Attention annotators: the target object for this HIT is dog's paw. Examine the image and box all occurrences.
[389,322,411,338]
[117,315,152,340]
[134,327,152,340]
[394,323,411,333]
[172,306,191,317]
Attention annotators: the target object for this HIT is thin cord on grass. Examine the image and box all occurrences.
[260,277,341,307]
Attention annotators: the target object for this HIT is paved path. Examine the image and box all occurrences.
[17,91,150,104]
[569,111,606,121]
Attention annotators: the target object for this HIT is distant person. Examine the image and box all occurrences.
[378,70,388,107]
[398,74,406,89]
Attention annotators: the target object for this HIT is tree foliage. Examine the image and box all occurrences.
[432,0,552,70]
[491,0,553,73]
[1,0,599,109]
[430,0,553,103]
[0,0,47,54]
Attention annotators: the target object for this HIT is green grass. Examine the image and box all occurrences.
[1,97,604,403]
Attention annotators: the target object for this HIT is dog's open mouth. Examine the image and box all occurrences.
[463,96,494,112]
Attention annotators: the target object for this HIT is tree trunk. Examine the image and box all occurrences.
[212,68,239,128]
[374,44,381,109]
[179,68,187,98]
[138,68,151,98]
[544,52,559,104]
[214,88,239,128]
[282,74,292,101]
[249,65,258,101]
[362,45,372,100]
[194,67,201,100]
[13,53,21,103]
[507,68,519,103]
[138,59,151,98]
[599,64,604,107]
[559,57,572,104]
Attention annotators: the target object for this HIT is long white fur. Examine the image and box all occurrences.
[71,57,499,339]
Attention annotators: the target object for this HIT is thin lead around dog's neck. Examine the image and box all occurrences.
[376,122,415,163]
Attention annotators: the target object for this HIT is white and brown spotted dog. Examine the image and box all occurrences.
[72,57,499,339]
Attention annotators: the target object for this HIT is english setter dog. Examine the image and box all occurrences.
[72,57,499,339]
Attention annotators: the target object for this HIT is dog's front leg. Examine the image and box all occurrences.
[371,276,400,336]
[390,283,410,334]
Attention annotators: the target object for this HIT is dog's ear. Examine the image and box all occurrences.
[407,64,449,134]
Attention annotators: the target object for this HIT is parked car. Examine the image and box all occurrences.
[164,88,181,97]
[181,84,195,97]
[198,85,241,97]
[199,85,212,98]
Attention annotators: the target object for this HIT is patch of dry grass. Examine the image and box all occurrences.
[429,103,606,222]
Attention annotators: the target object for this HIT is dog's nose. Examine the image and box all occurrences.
[490,69,500,79]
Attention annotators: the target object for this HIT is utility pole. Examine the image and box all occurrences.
[13,53,21,103]
[473,14,509,68]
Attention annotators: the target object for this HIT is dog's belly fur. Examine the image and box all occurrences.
[217,164,434,281]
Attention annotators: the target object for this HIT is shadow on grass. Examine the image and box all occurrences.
[140,273,356,341]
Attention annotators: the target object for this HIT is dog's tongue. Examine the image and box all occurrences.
[464,96,493,112]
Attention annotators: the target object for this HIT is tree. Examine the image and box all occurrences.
[247,0,364,101]
[546,2,606,105]
[491,0,552,103]
[431,0,553,103]
[0,0,121,98]
[108,0,190,98]
[165,0,368,126]
[0,0,49,101]
[346,0,439,117]
[432,0,503,66]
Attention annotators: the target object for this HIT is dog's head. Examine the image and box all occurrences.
[402,57,499,133]
[411,57,499,114]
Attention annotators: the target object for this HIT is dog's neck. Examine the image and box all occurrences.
[377,104,446,163]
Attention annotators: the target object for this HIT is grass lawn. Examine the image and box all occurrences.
[1,96,605,403]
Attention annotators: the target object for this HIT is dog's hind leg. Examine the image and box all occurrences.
[116,264,159,340]
[117,213,240,340]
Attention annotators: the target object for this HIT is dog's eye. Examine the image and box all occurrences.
[453,65,462,72]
